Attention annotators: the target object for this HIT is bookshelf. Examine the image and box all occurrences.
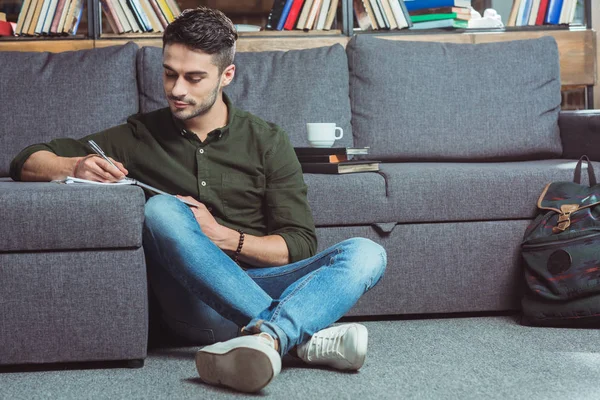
[0,0,597,107]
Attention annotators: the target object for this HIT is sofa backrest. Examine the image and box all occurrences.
[136,44,353,148]
[346,35,563,162]
[0,43,139,177]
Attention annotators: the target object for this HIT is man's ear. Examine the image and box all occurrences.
[221,64,235,87]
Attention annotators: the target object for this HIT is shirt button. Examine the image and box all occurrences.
[201,181,207,186]
[199,149,204,154]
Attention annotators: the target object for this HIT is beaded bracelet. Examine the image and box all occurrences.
[233,229,245,265]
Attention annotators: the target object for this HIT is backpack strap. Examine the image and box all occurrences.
[574,155,597,186]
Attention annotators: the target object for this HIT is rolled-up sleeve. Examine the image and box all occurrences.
[264,129,317,263]
[9,124,134,181]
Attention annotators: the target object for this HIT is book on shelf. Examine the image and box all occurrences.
[323,0,339,30]
[409,6,470,15]
[14,0,86,35]
[50,0,70,33]
[403,0,471,12]
[283,0,306,30]
[507,0,576,27]
[300,160,380,174]
[96,0,179,34]
[410,13,458,23]
[356,0,411,31]
[410,17,467,29]
[315,0,331,30]
[294,147,370,156]
[266,0,290,30]
[269,0,338,31]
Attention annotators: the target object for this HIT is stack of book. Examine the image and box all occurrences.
[98,0,181,34]
[295,147,380,174]
[265,0,340,31]
[507,0,579,27]
[405,0,472,30]
[353,0,412,31]
[14,0,85,36]
[13,0,182,36]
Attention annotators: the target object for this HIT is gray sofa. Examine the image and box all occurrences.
[0,35,596,367]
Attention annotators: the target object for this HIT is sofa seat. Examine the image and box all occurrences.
[0,178,146,252]
[376,159,599,224]
[303,172,388,226]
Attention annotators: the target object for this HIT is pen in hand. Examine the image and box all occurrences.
[88,140,123,174]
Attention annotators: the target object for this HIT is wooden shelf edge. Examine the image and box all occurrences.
[0,39,94,52]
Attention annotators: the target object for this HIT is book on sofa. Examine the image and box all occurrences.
[294,146,370,156]
[300,160,381,174]
[295,147,379,174]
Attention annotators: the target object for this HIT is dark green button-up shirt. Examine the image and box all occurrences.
[10,94,317,263]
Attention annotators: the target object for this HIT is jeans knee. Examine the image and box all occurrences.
[144,195,188,231]
[341,238,387,289]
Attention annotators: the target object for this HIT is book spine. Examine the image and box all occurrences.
[389,0,408,29]
[131,0,153,31]
[315,0,330,30]
[34,0,51,34]
[403,0,455,12]
[305,0,322,30]
[42,0,60,33]
[265,0,287,30]
[139,0,162,32]
[15,0,33,35]
[283,0,305,30]
[545,0,563,24]
[535,0,549,25]
[49,0,67,33]
[57,0,72,32]
[276,0,295,30]
[296,0,314,29]
[156,0,174,23]
[149,0,168,28]
[398,0,412,27]
[323,0,339,30]
[120,0,141,31]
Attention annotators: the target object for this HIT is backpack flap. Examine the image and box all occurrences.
[537,181,600,233]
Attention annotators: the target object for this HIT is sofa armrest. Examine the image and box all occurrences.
[559,110,600,160]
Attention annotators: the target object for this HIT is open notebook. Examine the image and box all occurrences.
[55,176,198,207]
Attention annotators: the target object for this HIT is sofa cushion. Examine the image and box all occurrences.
[0,179,145,252]
[304,172,388,226]
[347,36,562,161]
[379,160,599,224]
[0,43,139,177]
[137,45,353,148]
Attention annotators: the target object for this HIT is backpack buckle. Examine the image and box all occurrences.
[552,204,579,233]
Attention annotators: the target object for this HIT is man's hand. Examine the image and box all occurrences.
[176,195,236,250]
[74,155,128,182]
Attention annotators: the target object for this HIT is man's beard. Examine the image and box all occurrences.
[170,82,220,121]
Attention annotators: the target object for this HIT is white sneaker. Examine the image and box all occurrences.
[296,323,368,371]
[195,333,281,393]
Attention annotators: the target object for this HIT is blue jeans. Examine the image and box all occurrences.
[143,195,386,356]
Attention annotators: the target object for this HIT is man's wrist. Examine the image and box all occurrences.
[217,226,243,252]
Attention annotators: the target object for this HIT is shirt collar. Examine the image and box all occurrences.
[171,92,235,140]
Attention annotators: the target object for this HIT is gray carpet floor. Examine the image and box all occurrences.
[1,315,599,399]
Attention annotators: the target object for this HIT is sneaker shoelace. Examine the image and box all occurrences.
[306,329,346,362]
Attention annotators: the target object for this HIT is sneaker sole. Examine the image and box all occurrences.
[349,323,369,370]
[196,345,280,393]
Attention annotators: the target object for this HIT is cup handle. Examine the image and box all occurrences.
[334,127,343,140]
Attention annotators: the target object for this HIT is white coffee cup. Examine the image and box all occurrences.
[306,123,344,148]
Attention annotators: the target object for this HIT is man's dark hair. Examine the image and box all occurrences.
[163,7,238,74]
